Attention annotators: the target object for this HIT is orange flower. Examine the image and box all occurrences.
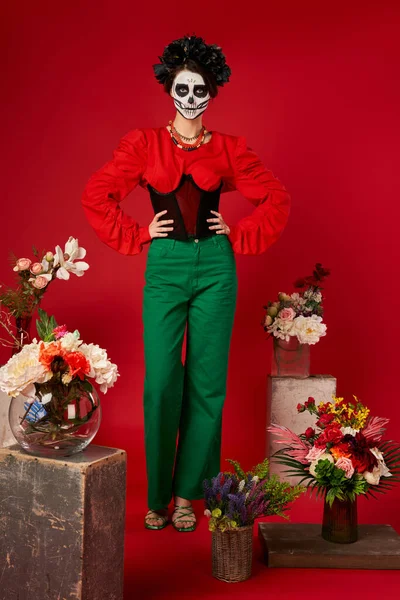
[330,442,352,460]
[39,341,65,371]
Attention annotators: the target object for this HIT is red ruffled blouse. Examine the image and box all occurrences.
[81,126,291,255]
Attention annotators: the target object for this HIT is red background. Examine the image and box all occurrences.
[2,1,400,597]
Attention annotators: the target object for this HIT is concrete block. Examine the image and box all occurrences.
[267,375,337,482]
[0,444,127,600]
[0,390,14,448]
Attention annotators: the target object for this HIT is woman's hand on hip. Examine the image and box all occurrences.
[207,210,231,235]
[149,210,174,238]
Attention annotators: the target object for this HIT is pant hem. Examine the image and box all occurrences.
[148,502,171,511]
[173,490,204,501]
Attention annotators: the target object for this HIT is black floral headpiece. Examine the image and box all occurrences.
[153,34,231,87]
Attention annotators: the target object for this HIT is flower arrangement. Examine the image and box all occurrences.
[268,396,400,506]
[0,309,118,446]
[0,237,89,349]
[262,263,330,345]
[203,458,304,532]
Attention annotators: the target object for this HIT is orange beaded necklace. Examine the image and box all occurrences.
[168,120,209,151]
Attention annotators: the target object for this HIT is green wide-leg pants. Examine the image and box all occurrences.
[142,234,238,510]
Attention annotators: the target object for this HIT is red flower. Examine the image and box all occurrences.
[305,397,315,409]
[297,403,306,413]
[317,402,330,415]
[305,427,315,439]
[343,432,378,474]
[63,351,90,380]
[315,425,343,448]
[316,413,335,428]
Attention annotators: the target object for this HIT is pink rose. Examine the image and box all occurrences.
[278,307,296,321]
[13,258,32,272]
[305,446,327,462]
[32,275,49,289]
[30,262,43,275]
[335,456,355,479]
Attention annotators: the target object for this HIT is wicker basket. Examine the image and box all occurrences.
[211,524,253,583]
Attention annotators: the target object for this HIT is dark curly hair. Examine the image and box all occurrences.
[153,34,231,99]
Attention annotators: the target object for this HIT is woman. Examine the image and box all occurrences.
[81,35,291,532]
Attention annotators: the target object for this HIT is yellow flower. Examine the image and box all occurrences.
[230,520,238,528]
[209,520,216,532]
[212,508,222,518]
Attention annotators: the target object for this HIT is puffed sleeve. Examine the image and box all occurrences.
[227,135,291,255]
[81,128,152,255]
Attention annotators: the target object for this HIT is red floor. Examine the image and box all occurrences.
[123,495,400,600]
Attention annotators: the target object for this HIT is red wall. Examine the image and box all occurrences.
[2,1,400,528]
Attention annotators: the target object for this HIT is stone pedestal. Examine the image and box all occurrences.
[0,444,127,600]
[0,390,14,448]
[267,375,337,482]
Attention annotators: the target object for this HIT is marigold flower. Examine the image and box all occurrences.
[39,341,65,371]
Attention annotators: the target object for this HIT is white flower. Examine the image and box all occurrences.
[309,453,334,477]
[41,257,53,274]
[62,373,73,385]
[313,292,322,302]
[40,392,53,405]
[53,236,89,280]
[60,331,83,352]
[268,318,296,341]
[362,448,392,486]
[80,343,119,393]
[293,315,327,345]
[363,466,381,486]
[251,476,259,483]
[0,341,52,398]
[238,479,246,492]
[341,426,359,437]
[370,447,392,478]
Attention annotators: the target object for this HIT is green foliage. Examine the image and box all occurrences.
[36,308,59,342]
[250,457,270,480]
[310,460,368,506]
[271,451,370,506]
[262,474,305,518]
[225,458,246,480]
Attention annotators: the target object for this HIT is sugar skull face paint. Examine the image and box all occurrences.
[171,70,210,120]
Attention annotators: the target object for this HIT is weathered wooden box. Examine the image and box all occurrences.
[0,444,127,600]
[259,523,400,569]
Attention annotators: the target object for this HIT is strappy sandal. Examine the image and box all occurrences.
[172,503,197,532]
[144,508,169,530]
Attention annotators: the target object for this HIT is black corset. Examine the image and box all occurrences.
[147,173,223,240]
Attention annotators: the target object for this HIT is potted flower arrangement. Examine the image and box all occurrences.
[0,236,89,353]
[262,263,330,378]
[0,309,119,458]
[268,396,400,543]
[203,458,304,582]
